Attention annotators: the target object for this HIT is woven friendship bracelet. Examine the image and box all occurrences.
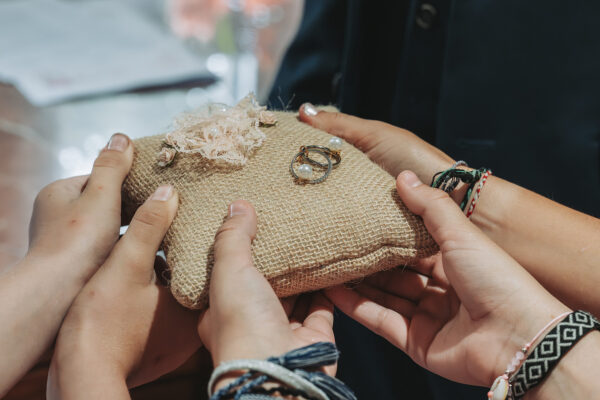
[430,163,489,212]
[465,169,492,218]
[509,310,600,398]
[209,359,329,400]
[208,342,356,400]
[431,161,469,193]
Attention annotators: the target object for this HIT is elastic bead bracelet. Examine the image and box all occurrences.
[487,310,600,399]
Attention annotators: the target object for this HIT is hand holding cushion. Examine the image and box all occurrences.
[122,110,438,309]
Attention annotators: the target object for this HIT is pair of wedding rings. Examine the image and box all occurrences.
[290,137,343,184]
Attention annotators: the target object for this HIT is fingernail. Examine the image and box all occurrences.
[302,103,319,116]
[401,171,422,188]
[151,185,173,201]
[107,133,128,152]
[229,200,249,217]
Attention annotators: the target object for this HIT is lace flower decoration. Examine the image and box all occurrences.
[159,93,276,167]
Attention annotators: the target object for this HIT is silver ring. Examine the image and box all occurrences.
[290,148,333,184]
[302,145,341,168]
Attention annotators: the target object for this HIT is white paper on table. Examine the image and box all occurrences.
[0,0,211,106]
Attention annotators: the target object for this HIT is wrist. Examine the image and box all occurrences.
[24,247,101,292]
[7,252,86,315]
[50,341,130,400]
[53,325,128,385]
[525,331,600,400]
[490,301,571,381]
[49,352,129,400]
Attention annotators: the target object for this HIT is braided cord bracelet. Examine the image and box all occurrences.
[465,169,492,218]
[431,162,491,213]
[208,342,356,400]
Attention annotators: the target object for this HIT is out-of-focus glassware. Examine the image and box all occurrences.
[166,0,303,105]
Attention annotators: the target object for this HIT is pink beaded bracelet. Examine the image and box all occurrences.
[487,311,571,400]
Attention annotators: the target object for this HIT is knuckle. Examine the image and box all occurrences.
[34,185,52,203]
[329,111,345,122]
[425,189,455,207]
[93,151,125,170]
[40,180,62,194]
[434,226,460,245]
[34,180,63,205]
[416,189,457,218]
[133,205,169,229]
[214,224,246,246]
[373,307,391,336]
[327,112,347,127]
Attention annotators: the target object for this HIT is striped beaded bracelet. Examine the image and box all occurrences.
[487,310,600,400]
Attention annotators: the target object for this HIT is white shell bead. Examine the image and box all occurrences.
[328,136,343,151]
[490,376,509,400]
[297,164,313,179]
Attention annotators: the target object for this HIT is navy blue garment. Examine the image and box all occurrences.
[268,0,348,110]
[268,0,600,399]
[269,0,600,217]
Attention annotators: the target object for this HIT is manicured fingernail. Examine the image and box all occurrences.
[229,200,249,217]
[107,133,128,152]
[302,103,319,116]
[401,171,422,188]
[151,185,173,201]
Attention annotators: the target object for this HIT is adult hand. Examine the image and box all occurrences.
[325,170,570,387]
[299,103,454,184]
[197,200,336,389]
[0,134,134,396]
[47,185,201,400]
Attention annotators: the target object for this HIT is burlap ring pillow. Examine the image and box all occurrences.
[122,101,438,309]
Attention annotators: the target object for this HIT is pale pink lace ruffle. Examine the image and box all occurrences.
[158,93,276,167]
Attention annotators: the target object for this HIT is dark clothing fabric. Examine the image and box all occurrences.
[269,0,600,217]
[267,0,347,110]
[268,0,600,399]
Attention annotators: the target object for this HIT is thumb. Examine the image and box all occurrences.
[208,200,281,320]
[298,103,376,149]
[395,170,484,245]
[395,170,533,313]
[200,201,290,362]
[106,185,178,284]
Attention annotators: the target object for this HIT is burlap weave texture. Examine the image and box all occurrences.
[122,111,437,309]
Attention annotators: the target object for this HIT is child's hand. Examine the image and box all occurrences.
[197,201,336,391]
[28,133,133,281]
[325,171,569,387]
[47,185,202,400]
[0,134,135,396]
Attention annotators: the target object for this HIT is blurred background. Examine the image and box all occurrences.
[0,0,302,398]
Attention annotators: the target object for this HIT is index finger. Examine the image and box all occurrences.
[209,200,281,318]
[298,103,380,150]
[82,133,133,204]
